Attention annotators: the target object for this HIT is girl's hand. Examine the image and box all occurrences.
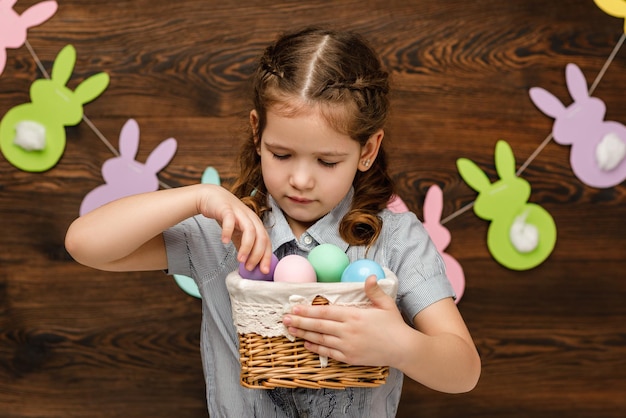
[197,184,273,274]
[282,276,406,367]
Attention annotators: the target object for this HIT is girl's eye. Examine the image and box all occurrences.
[272,153,290,160]
[319,160,338,168]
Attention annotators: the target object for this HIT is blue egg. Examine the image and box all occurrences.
[340,259,385,282]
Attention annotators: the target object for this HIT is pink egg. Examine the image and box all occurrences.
[273,255,317,283]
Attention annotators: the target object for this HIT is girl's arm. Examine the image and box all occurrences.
[282,276,481,393]
[65,183,273,273]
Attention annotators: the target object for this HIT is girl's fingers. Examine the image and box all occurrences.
[284,309,342,335]
[220,210,236,245]
[244,231,269,271]
[236,211,272,270]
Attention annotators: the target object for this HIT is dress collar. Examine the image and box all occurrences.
[264,188,353,252]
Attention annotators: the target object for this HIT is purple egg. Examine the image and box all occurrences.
[239,253,279,281]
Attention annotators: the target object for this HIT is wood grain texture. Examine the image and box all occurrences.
[1,0,625,417]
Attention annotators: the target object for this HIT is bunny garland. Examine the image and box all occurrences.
[0,0,621,303]
[0,0,58,76]
[0,44,109,172]
[529,63,626,188]
[79,119,177,215]
[457,140,557,271]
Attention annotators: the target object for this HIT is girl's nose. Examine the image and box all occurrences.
[289,163,314,190]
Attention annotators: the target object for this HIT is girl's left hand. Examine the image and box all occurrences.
[282,276,407,367]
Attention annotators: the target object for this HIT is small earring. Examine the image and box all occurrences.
[362,159,371,168]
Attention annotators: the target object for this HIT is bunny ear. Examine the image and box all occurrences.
[20,1,58,28]
[565,63,589,102]
[456,157,491,193]
[201,166,221,185]
[387,194,409,213]
[423,185,443,224]
[118,119,140,159]
[529,87,564,118]
[74,72,109,105]
[494,140,517,180]
[145,137,177,173]
[50,44,76,86]
[0,49,6,76]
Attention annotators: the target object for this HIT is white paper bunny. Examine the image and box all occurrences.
[79,119,177,215]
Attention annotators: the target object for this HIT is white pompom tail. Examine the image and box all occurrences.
[509,211,539,253]
[14,120,46,151]
[596,132,626,171]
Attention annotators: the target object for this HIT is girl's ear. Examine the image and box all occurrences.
[358,129,384,172]
[249,110,261,153]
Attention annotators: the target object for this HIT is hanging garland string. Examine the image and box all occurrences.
[441,32,626,225]
[23,39,173,189]
[21,30,626,220]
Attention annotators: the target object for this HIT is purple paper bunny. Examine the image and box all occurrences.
[79,119,177,215]
[529,63,626,188]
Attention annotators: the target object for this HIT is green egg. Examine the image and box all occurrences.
[307,243,350,283]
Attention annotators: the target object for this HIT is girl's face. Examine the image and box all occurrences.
[252,105,382,238]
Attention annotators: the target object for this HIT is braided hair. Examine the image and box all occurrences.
[231,27,394,247]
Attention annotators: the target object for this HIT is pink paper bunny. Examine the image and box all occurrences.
[529,63,626,188]
[421,185,465,303]
[0,0,58,76]
[79,119,177,215]
[386,194,409,213]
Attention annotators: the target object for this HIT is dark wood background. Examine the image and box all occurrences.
[1,1,625,417]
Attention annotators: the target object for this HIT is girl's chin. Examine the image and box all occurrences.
[284,212,319,229]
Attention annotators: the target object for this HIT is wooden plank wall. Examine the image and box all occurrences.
[1,0,625,416]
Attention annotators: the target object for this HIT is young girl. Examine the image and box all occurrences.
[65,27,480,417]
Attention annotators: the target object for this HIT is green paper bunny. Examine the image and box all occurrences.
[456,140,557,270]
[0,44,109,172]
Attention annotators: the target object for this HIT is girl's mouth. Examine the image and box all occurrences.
[288,196,313,204]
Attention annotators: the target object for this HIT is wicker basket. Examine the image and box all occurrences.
[225,269,398,390]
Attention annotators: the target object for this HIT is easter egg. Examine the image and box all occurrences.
[238,253,279,281]
[340,259,385,283]
[273,254,317,283]
[307,243,350,283]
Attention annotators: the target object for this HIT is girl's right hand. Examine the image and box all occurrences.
[197,184,273,274]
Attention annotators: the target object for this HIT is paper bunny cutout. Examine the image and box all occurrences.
[422,185,465,303]
[0,44,109,172]
[387,192,465,302]
[79,119,177,215]
[173,166,222,299]
[593,0,626,33]
[0,0,58,76]
[457,140,557,271]
[529,63,626,188]
[386,194,409,213]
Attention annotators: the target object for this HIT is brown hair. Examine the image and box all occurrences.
[231,27,394,246]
